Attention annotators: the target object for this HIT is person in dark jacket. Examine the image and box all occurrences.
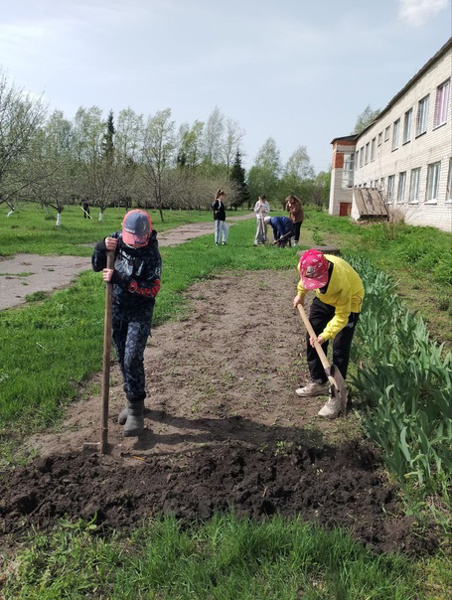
[264,215,295,247]
[210,189,228,245]
[92,209,161,437]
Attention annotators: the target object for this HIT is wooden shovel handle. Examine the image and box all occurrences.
[297,303,332,374]
[100,250,115,454]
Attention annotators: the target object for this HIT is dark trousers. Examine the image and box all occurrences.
[307,297,360,383]
[112,306,153,403]
[294,221,302,243]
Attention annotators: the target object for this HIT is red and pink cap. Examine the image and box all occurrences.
[121,210,152,247]
[299,249,329,290]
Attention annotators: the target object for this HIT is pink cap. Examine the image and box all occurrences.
[299,249,329,290]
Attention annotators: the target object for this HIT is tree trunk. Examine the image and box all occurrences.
[56,212,62,227]
[99,208,104,221]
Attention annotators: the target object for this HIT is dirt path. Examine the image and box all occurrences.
[0,214,252,310]
[0,269,436,555]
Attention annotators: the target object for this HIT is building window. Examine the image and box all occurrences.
[360,148,364,168]
[384,126,390,141]
[380,177,385,191]
[447,158,452,202]
[409,168,421,203]
[392,119,400,150]
[342,153,354,189]
[416,95,429,136]
[387,175,395,202]
[434,79,450,128]
[378,132,382,146]
[402,108,412,144]
[397,172,406,203]
[371,138,376,161]
[365,142,370,164]
[426,162,441,202]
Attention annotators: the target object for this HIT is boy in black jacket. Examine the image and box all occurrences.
[92,210,161,436]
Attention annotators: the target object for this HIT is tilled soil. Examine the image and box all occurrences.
[0,269,437,555]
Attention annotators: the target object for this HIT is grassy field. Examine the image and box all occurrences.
[1,204,451,598]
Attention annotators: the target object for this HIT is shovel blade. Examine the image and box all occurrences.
[329,364,347,414]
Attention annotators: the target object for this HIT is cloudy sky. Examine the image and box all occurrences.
[1,0,451,172]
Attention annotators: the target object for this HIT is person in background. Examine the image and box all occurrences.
[211,189,228,245]
[253,194,270,245]
[293,248,364,418]
[264,215,295,247]
[285,195,304,246]
[92,209,161,437]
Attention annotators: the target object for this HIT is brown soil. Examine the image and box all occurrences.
[0,269,437,556]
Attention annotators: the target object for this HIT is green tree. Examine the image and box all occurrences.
[247,137,281,205]
[229,150,250,209]
[353,105,380,134]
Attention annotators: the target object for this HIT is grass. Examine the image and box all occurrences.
[1,204,451,597]
[3,513,427,599]
[0,203,213,257]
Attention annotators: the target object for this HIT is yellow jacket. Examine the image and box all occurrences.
[297,255,364,341]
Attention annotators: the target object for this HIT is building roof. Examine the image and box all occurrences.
[331,37,452,144]
[353,188,388,218]
[330,134,358,145]
[356,37,452,139]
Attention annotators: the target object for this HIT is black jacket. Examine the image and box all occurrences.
[211,199,226,221]
[92,230,161,310]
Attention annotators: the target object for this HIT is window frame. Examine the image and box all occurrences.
[387,175,395,203]
[392,119,400,150]
[446,158,452,202]
[409,168,421,204]
[416,95,429,136]
[434,79,450,128]
[425,162,441,203]
[396,172,406,203]
[402,108,412,144]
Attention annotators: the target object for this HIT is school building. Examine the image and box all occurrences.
[329,37,452,232]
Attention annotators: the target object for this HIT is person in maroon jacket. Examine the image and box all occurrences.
[92,210,161,437]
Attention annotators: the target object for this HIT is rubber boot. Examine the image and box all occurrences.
[123,400,145,437]
[117,406,128,425]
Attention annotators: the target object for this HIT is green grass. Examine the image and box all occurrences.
[0,203,214,256]
[3,513,427,600]
[0,218,298,439]
[1,207,451,598]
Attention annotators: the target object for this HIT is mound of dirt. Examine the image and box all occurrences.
[0,269,437,556]
[0,440,435,555]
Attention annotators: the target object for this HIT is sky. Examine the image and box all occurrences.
[1,0,451,173]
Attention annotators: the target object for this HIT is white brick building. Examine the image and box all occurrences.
[329,38,452,232]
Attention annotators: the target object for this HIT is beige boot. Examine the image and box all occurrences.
[318,395,342,418]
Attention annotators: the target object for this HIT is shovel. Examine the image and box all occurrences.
[83,250,114,455]
[100,250,115,453]
[296,303,347,414]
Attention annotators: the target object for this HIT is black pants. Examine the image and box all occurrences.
[112,306,153,403]
[307,297,360,383]
[294,221,302,243]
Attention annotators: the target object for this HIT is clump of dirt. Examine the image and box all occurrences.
[0,440,435,555]
[0,269,437,555]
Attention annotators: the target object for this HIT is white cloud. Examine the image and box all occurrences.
[398,0,450,27]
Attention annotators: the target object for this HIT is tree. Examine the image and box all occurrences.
[229,150,250,209]
[247,137,282,204]
[223,119,245,172]
[27,110,75,226]
[280,145,315,203]
[0,70,47,215]
[140,108,176,221]
[72,106,122,220]
[353,105,380,134]
[202,106,224,164]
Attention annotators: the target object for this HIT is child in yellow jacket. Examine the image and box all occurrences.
[293,249,364,418]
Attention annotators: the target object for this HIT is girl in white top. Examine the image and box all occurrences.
[254,194,270,245]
